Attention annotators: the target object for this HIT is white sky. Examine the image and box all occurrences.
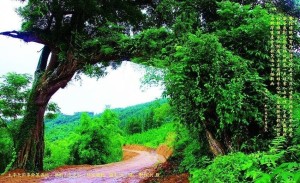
[0,0,163,114]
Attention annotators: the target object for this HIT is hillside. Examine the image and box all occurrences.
[45,98,168,142]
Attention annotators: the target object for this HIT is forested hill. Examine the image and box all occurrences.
[46,98,167,127]
[113,98,168,127]
[45,98,168,141]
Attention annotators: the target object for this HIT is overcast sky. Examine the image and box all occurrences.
[0,0,163,115]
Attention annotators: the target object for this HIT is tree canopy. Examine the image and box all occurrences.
[133,0,300,155]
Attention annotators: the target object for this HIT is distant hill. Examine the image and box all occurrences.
[112,98,168,127]
[45,98,168,142]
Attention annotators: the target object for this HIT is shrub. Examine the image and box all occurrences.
[171,123,210,173]
[43,138,74,170]
[68,110,123,165]
[190,137,300,183]
[0,127,15,174]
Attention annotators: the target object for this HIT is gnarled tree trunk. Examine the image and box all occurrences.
[15,81,47,171]
[14,46,78,172]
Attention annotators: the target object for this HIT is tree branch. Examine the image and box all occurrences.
[35,46,51,75]
[0,30,45,44]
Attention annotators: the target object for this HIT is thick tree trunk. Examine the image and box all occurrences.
[14,73,75,172]
[13,47,78,172]
[14,78,47,172]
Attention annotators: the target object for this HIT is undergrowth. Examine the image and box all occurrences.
[190,136,300,183]
[125,122,176,148]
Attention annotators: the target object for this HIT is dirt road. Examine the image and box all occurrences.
[0,148,166,183]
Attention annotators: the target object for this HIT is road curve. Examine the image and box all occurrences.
[0,149,166,183]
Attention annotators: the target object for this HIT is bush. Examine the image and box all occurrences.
[125,118,143,134]
[43,138,74,170]
[0,127,15,174]
[190,137,300,183]
[170,123,210,173]
[68,110,123,165]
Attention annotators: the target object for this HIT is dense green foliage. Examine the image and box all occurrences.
[0,72,31,121]
[133,1,300,182]
[0,73,31,173]
[44,99,169,143]
[43,138,71,170]
[113,98,170,133]
[68,110,123,165]
[134,0,298,152]
[125,122,175,148]
[190,137,300,183]
[141,0,281,154]
[122,101,174,134]
[1,0,300,180]
[0,126,15,174]
[44,110,124,170]
[168,31,269,148]
[43,99,172,170]
[293,94,300,145]
[170,123,209,173]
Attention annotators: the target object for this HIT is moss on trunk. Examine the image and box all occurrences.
[14,76,47,172]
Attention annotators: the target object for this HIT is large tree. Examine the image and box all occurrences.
[0,0,156,172]
[130,0,300,156]
[1,0,299,172]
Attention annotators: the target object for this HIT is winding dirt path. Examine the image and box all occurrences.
[0,148,166,183]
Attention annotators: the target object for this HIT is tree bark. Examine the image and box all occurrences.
[14,80,47,172]
[35,46,51,74]
[13,47,78,172]
[13,46,50,172]
[206,130,225,156]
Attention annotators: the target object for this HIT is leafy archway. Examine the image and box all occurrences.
[1,0,299,172]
